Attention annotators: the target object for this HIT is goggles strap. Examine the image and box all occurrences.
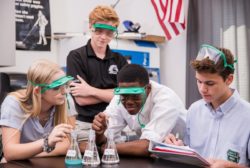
[93,23,117,32]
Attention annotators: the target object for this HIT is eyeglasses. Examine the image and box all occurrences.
[196,44,236,70]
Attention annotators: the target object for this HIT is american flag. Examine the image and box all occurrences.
[151,0,186,40]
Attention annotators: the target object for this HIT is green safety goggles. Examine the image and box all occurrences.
[93,23,117,32]
[31,76,74,94]
[114,86,147,128]
[114,87,146,95]
[114,86,147,105]
[196,44,237,70]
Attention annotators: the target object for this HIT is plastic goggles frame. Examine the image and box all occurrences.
[93,23,117,32]
[196,44,236,70]
[31,76,74,94]
[114,87,146,95]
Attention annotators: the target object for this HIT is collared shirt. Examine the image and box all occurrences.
[105,80,187,143]
[67,39,127,123]
[184,89,250,166]
[0,94,77,143]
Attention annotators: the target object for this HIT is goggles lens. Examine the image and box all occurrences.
[114,87,146,103]
[196,44,235,70]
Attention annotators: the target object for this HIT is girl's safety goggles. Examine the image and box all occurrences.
[31,76,74,94]
[196,44,237,70]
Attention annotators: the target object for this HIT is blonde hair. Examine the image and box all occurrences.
[10,59,68,125]
[89,5,120,27]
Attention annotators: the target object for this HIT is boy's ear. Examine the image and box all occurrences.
[146,84,152,95]
[226,74,234,85]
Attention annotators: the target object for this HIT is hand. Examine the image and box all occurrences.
[70,75,94,97]
[48,124,73,147]
[207,159,246,168]
[92,112,108,135]
[164,133,184,146]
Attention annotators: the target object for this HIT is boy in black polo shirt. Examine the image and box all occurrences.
[66,5,127,151]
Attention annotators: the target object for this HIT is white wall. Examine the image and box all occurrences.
[0,0,187,104]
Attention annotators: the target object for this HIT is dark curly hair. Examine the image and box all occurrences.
[117,64,149,86]
[191,47,235,81]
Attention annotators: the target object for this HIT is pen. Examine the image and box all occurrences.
[175,133,179,141]
[106,115,109,129]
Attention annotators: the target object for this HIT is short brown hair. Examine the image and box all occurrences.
[191,47,235,80]
[89,5,120,27]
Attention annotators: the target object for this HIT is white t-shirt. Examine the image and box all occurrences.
[105,80,187,143]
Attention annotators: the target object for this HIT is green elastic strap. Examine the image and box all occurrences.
[93,23,117,32]
[30,76,74,94]
[114,87,146,95]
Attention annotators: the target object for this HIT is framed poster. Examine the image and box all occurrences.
[15,0,51,51]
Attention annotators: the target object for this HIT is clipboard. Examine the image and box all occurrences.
[148,141,210,167]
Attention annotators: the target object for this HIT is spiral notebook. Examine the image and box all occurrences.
[149,141,210,167]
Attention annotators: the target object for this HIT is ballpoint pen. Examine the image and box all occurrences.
[175,133,179,141]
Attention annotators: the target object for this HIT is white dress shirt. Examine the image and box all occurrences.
[104,80,187,143]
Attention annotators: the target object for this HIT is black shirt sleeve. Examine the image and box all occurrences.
[66,47,88,82]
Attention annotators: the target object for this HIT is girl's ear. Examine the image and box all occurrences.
[34,86,40,94]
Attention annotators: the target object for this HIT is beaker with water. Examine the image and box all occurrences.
[65,130,82,167]
[82,129,100,166]
[102,129,119,164]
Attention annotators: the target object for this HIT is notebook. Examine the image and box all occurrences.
[148,141,210,167]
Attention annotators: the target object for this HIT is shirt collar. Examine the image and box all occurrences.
[86,39,113,60]
[204,88,239,115]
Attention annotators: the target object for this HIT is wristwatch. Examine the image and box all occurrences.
[43,134,55,153]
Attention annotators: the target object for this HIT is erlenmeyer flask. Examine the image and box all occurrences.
[82,129,100,166]
[101,129,119,164]
[65,130,82,167]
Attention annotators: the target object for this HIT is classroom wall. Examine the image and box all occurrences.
[0,0,187,105]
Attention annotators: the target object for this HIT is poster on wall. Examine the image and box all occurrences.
[15,0,51,51]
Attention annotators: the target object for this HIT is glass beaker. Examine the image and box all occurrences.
[82,129,100,166]
[65,131,82,167]
[102,130,119,164]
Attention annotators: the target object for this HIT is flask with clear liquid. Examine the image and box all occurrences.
[101,129,119,164]
[65,131,82,167]
[82,129,100,166]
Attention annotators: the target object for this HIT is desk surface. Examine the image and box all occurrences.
[0,156,201,168]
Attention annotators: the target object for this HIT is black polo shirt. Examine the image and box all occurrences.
[66,39,127,123]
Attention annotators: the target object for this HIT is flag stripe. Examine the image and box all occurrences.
[151,0,172,40]
[175,0,182,22]
[151,0,186,40]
